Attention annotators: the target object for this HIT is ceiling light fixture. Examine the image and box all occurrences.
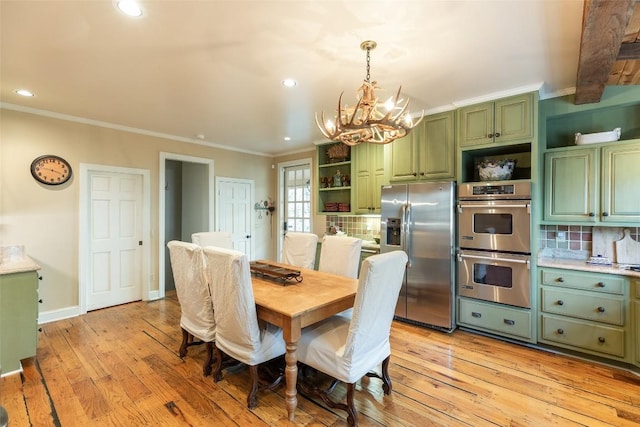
[15,89,35,97]
[116,0,143,17]
[315,40,423,146]
[282,79,297,88]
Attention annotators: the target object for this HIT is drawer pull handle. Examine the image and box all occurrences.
[557,300,564,306]
[598,337,606,343]
[503,319,515,326]
[471,312,482,318]
[557,328,564,335]
[39,299,43,303]
[556,277,564,283]
[597,306,605,313]
[595,282,605,288]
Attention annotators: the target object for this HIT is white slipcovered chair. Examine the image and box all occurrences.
[166,240,216,376]
[202,246,286,409]
[318,235,362,278]
[191,231,233,249]
[296,250,408,426]
[281,232,319,269]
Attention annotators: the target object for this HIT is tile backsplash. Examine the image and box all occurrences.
[325,215,381,238]
[539,225,639,253]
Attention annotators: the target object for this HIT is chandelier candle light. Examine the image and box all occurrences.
[316,40,423,146]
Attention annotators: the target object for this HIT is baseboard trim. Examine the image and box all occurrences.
[38,305,81,325]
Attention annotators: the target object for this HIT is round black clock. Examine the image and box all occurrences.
[30,155,72,185]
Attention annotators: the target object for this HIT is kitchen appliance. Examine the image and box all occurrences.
[457,180,532,308]
[457,180,531,254]
[380,181,456,331]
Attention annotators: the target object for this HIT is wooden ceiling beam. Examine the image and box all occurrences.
[574,0,636,105]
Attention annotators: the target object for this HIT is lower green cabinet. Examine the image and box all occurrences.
[634,279,640,365]
[539,267,631,362]
[457,297,533,341]
[0,270,39,373]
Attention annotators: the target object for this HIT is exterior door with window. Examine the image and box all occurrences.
[283,164,312,233]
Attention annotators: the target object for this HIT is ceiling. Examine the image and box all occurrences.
[0,0,618,156]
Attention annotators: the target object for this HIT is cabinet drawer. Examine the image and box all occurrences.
[633,279,640,300]
[458,298,532,339]
[541,269,625,295]
[541,314,625,358]
[541,287,625,326]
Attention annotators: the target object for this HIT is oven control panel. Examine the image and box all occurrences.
[459,180,531,200]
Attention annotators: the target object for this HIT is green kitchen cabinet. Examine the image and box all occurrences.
[458,93,533,148]
[0,270,39,373]
[389,111,455,182]
[353,142,388,214]
[317,142,353,215]
[457,297,534,342]
[544,140,640,224]
[634,279,640,365]
[538,268,631,362]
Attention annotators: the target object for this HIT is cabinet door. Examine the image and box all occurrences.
[601,143,640,222]
[494,94,532,143]
[370,143,387,212]
[544,149,598,222]
[353,143,387,214]
[458,102,494,147]
[389,131,418,181]
[635,299,640,364]
[420,111,455,179]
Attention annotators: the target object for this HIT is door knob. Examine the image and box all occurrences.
[246,235,251,239]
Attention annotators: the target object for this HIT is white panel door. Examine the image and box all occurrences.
[88,171,143,310]
[217,178,253,260]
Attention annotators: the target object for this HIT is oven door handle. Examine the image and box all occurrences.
[457,253,530,269]
[457,203,530,213]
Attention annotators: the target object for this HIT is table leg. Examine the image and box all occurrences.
[284,341,298,421]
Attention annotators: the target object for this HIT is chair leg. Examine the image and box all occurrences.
[203,342,214,377]
[179,328,190,358]
[345,383,358,427]
[212,346,224,382]
[381,355,392,395]
[247,365,259,409]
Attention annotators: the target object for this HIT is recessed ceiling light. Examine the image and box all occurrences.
[284,137,291,141]
[282,79,297,88]
[15,89,35,97]
[116,0,143,17]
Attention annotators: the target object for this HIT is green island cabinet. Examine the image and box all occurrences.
[352,142,388,214]
[457,297,534,343]
[0,270,40,373]
[538,268,632,362]
[457,93,533,148]
[316,142,353,215]
[544,139,640,224]
[388,111,455,182]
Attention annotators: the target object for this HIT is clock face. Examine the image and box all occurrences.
[30,155,72,185]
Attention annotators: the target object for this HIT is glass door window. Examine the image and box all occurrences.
[284,164,311,232]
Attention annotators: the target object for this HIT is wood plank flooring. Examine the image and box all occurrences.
[2,293,639,426]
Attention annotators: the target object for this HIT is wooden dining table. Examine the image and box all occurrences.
[251,261,358,421]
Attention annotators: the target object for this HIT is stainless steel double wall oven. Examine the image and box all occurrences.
[457,180,532,308]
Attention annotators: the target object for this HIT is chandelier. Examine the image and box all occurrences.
[315,40,423,146]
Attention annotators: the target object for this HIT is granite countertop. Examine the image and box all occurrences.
[537,250,640,279]
[0,245,41,275]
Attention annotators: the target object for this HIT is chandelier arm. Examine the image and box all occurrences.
[315,113,332,139]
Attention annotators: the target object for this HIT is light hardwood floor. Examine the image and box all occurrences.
[2,293,639,426]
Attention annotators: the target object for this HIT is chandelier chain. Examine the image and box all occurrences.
[365,47,371,83]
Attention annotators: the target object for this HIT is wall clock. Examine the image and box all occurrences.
[30,155,72,185]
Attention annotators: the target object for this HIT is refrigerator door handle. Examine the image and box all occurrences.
[404,202,412,268]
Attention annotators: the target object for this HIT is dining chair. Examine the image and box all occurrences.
[281,232,319,269]
[191,231,233,249]
[166,240,216,376]
[296,250,408,426]
[202,246,286,409]
[318,235,362,278]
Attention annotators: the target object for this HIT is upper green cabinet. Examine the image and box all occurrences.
[544,140,640,224]
[353,142,388,214]
[458,93,533,148]
[389,111,455,182]
[316,142,353,214]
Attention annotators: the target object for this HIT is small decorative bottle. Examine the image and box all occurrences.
[334,170,342,187]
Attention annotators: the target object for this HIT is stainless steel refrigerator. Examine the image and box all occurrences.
[380,181,456,332]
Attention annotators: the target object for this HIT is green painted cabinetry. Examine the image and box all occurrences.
[389,111,455,182]
[458,93,533,148]
[544,140,640,224]
[634,279,640,365]
[0,270,39,373]
[353,142,388,214]
[317,142,353,214]
[457,297,533,342]
[539,268,631,362]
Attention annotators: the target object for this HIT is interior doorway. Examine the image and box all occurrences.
[159,153,214,298]
[277,158,313,261]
